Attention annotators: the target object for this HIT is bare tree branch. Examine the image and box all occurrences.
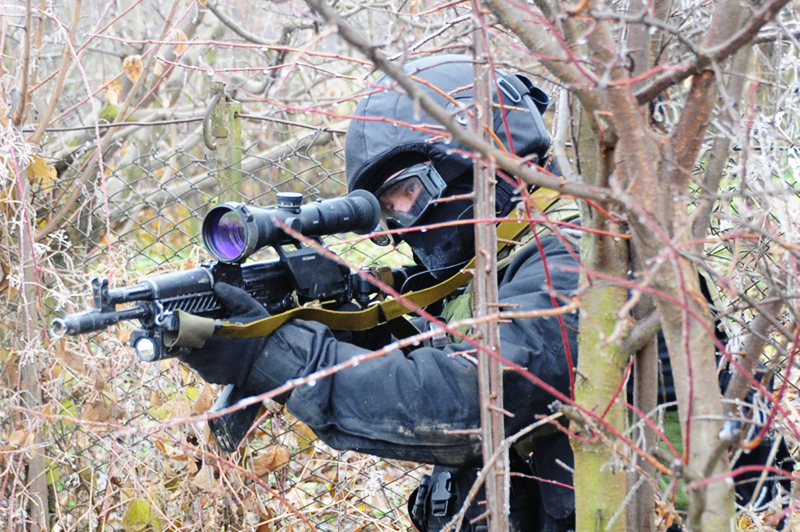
[723,297,783,416]
[691,46,752,245]
[29,0,82,145]
[12,0,33,126]
[486,0,608,113]
[634,0,790,104]
[35,0,182,242]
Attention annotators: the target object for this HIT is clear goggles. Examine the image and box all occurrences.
[375,163,447,230]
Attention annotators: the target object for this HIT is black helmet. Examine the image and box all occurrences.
[345,54,551,196]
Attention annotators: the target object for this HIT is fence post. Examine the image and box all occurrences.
[208,81,242,202]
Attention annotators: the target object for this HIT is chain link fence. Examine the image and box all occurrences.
[0,3,481,529]
[30,100,427,531]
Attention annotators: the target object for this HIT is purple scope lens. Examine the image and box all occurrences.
[208,210,246,261]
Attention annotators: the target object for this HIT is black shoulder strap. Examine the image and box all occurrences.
[499,74,549,115]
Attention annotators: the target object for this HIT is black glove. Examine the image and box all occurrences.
[179,282,270,390]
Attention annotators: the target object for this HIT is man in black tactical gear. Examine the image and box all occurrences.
[183,54,580,532]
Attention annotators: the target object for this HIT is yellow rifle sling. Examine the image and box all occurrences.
[214,189,560,339]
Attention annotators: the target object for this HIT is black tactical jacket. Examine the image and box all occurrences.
[245,234,580,525]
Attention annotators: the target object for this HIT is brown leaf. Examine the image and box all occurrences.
[154,440,188,461]
[81,400,110,422]
[192,383,214,414]
[115,325,131,345]
[105,79,122,106]
[292,419,317,455]
[149,390,163,407]
[8,429,34,448]
[252,445,290,477]
[165,399,191,420]
[123,55,143,84]
[94,372,107,392]
[179,364,194,385]
[191,463,215,490]
[55,338,85,373]
[244,492,272,521]
[153,58,165,78]
[169,29,188,56]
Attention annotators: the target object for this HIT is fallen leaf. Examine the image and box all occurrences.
[122,498,161,532]
[123,55,143,83]
[150,390,163,407]
[154,440,188,461]
[55,338,85,373]
[8,429,34,448]
[191,463,215,490]
[115,325,131,345]
[179,364,194,385]
[244,492,272,521]
[81,400,110,423]
[292,419,317,455]
[165,399,191,420]
[105,79,122,106]
[252,445,290,477]
[192,383,214,414]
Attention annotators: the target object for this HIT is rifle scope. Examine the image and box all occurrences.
[202,190,381,263]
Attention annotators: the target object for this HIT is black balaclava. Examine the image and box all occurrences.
[402,179,476,280]
[345,54,551,279]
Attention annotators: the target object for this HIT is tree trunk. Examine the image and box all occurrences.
[573,105,630,532]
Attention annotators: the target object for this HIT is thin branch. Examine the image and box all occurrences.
[25,115,204,133]
[207,0,270,45]
[586,9,701,58]
[29,0,81,145]
[723,297,783,414]
[634,0,790,104]
[691,46,752,244]
[12,0,32,126]
[35,0,182,242]
[622,310,661,358]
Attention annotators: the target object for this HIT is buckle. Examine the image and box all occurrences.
[411,474,431,525]
[430,471,455,517]
[423,322,449,349]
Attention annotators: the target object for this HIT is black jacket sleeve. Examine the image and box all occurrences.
[245,235,579,467]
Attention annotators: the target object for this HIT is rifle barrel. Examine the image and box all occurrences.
[51,306,150,337]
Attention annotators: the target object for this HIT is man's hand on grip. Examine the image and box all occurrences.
[179,282,270,389]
